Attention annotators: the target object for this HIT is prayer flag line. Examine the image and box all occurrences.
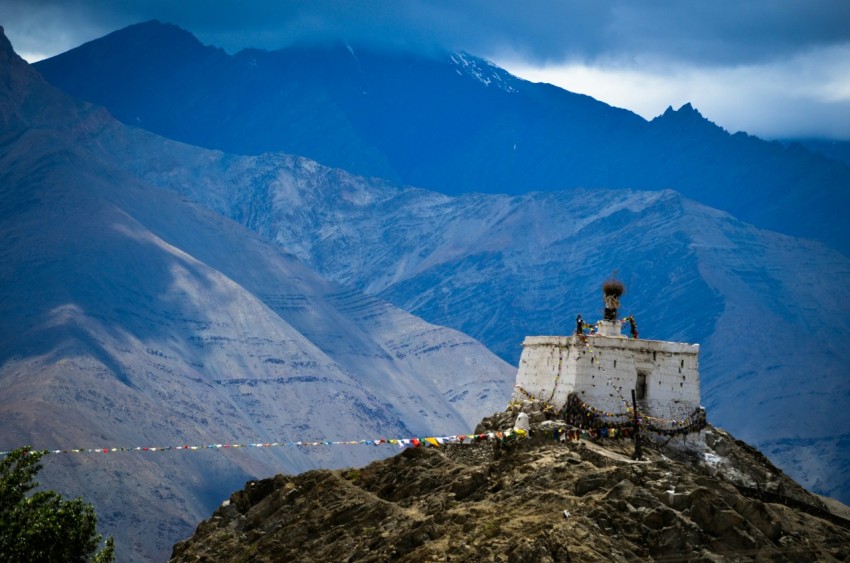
[0,429,529,457]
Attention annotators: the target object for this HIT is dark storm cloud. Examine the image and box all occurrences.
[3,0,849,66]
[2,0,849,139]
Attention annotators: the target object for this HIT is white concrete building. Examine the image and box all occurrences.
[514,318,702,429]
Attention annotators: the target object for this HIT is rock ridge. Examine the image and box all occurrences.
[170,401,850,562]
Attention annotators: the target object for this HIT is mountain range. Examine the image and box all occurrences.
[0,27,513,562]
[102,118,850,507]
[4,19,850,561]
[34,20,850,257]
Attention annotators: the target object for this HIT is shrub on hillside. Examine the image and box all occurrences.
[0,446,114,562]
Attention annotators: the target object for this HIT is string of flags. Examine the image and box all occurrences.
[568,396,631,419]
[4,313,708,459]
[515,384,706,438]
[562,393,706,436]
[644,408,707,436]
[2,394,706,459]
[514,384,555,409]
[576,316,639,339]
[569,317,705,435]
[547,344,566,404]
[576,329,707,435]
[0,428,529,458]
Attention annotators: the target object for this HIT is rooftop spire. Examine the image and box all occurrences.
[602,276,625,321]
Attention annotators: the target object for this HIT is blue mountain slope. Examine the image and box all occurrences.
[789,138,850,168]
[0,28,513,562]
[107,139,850,506]
[34,20,850,255]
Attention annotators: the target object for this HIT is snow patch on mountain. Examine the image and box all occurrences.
[450,51,518,92]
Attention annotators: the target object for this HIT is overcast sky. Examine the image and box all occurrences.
[3,0,849,140]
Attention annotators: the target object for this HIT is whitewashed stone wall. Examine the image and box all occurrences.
[514,328,700,422]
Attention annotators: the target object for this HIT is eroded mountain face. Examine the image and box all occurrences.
[0,26,514,562]
[171,401,850,562]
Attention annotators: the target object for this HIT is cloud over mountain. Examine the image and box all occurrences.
[7,1,850,139]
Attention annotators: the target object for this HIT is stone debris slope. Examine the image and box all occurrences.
[170,402,850,562]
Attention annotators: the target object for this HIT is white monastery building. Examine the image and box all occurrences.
[514,281,702,428]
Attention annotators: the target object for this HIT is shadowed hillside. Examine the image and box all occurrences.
[0,26,513,562]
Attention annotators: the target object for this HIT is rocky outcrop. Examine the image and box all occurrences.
[170,401,850,562]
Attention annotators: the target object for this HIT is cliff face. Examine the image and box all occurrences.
[170,403,850,562]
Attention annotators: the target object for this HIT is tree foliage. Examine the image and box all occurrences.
[0,446,114,562]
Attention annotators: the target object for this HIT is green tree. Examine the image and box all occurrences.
[0,446,114,562]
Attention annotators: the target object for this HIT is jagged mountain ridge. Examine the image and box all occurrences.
[34,20,850,255]
[169,402,850,562]
[105,131,850,505]
[0,27,514,562]
[790,138,850,168]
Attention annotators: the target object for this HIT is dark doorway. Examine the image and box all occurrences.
[636,371,648,401]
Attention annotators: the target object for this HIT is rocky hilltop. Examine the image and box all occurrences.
[170,401,850,562]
